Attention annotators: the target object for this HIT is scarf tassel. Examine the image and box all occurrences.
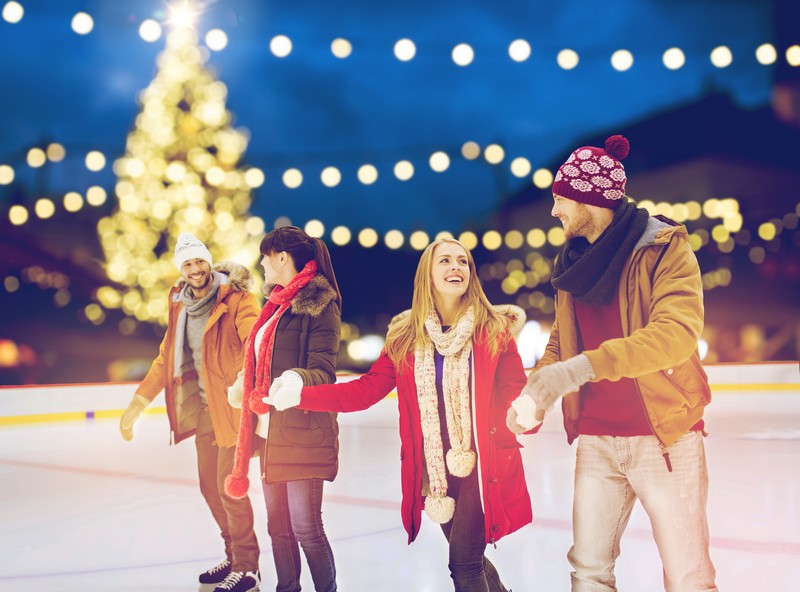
[425,495,456,523]
[446,449,476,478]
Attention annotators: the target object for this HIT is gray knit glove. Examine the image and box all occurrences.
[522,354,595,416]
[120,394,150,441]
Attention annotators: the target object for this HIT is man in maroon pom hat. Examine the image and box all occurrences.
[508,136,717,591]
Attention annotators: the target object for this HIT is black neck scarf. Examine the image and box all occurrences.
[551,200,650,306]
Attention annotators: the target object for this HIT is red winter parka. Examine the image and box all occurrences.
[298,307,537,545]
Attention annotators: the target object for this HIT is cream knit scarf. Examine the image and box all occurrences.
[415,306,475,524]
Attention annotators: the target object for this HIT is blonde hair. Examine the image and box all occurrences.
[385,238,511,369]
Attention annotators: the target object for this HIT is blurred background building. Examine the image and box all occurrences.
[1,0,798,384]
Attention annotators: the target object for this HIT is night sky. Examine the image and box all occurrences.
[0,0,776,234]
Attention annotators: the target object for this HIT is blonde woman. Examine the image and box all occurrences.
[268,238,539,592]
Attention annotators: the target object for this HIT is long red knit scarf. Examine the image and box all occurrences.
[224,260,317,499]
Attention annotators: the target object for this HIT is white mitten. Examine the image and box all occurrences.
[263,370,303,411]
[506,405,528,435]
[523,354,595,413]
[510,394,540,430]
[227,372,245,409]
[120,394,150,441]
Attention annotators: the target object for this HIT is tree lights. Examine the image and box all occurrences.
[97,26,261,325]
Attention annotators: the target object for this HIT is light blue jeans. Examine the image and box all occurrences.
[263,478,337,592]
[568,432,718,592]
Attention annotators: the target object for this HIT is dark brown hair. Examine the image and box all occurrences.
[260,226,342,310]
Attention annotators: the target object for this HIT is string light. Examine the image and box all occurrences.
[452,43,474,66]
[2,1,23,24]
[139,19,162,42]
[787,45,800,67]
[270,35,292,57]
[0,164,14,184]
[710,45,733,68]
[357,164,378,185]
[662,47,686,70]
[461,142,480,160]
[429,152,450,172]
[610,49,634,71]
[46,144,66,162]
[205,29,228,51]
[393,160,414,181]
[394,38,416,62]
[508,39,531,62]
[320,166,342,187]
[755,43,777,65]
[71,12,94,35]
[331,38,352,59]
[557,49,579,70]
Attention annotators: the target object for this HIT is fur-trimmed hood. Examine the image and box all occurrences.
[262,274,339,318]
[173,261,254,292]
[390,304,526,341]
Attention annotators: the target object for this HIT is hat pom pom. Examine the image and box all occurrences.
[424,495,455,524]
[605,135,630,160]
[224,474,249,499]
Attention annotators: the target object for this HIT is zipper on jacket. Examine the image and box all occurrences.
[625,246,672,473]
[659,442,673,472]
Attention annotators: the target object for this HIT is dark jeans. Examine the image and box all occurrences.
[263,478,337,592]
[195,408,260,571]
[440,470,509,592]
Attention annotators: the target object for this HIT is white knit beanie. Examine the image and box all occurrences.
[174,232,213,269]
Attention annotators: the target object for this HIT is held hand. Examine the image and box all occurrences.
[510,394,543,431]
[506,406,528,435]
[522,354,595,413]
[227,373,245,409]
[120,394,150,441]
[262,370,303,411]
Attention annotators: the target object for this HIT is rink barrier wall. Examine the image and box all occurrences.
[0,361,797,426]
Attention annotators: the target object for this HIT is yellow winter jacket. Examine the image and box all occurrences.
[538,217,711,448]
[136,262,260,448]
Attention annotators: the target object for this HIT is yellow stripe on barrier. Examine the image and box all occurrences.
[710,384,800,392]
[0,411,89,426]
[0,407,167,426]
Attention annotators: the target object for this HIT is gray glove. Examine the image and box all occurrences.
[523,354,595,414]
[120,394,150,441]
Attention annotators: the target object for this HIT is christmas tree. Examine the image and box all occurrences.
[97,15,264,325]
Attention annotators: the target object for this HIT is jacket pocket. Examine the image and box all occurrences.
[661,357,710,409]
[493,442,527,507]
[280,408,325,446]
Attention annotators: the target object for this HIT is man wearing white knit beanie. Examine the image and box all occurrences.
[120,231,263,592]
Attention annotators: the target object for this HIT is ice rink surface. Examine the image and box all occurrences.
[1,383,798,591]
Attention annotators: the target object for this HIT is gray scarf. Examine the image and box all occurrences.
[173,271,223,389]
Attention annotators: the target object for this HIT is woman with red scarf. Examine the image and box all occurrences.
[225,226,342,592]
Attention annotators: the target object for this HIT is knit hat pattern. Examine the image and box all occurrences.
[174,232,213,269]
[551,135,630,209]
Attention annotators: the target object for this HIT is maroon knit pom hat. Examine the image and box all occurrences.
[551,135,630,209]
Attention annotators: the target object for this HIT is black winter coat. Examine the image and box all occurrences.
[258,274,341,483]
